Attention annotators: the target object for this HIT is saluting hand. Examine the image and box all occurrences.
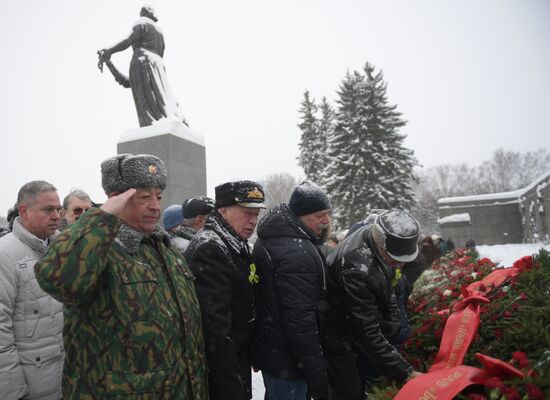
[100,188,136,217]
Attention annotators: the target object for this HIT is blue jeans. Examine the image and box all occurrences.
[262,372,308,400]
[392,277,412,347]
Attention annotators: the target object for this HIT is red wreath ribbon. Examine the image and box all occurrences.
[394,256,532,400]
[429,294,488,371]
[394,354,525,400]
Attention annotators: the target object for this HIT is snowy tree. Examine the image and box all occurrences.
[413,147,550,233]
[476,148,550,193]
[417,148,550,202]
[410,176,440,234]
[297,91,323,184]
[315,97,334,184]
[323,63,417,229]
[478,148,522,192]
[412,164,476,234]
[259,173,300,211]
[518,148,550,185]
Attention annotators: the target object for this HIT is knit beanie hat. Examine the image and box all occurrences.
[101,154,167,195]
[288,181,331,216]
[163,204,183,230]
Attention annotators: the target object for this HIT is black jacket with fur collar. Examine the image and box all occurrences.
[185,211,254,400]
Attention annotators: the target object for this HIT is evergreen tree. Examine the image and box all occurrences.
[316,97,335,185]
[297,91,323,184]
[322,71,365,228]
[324,63,417,229]
[259,173,299,211]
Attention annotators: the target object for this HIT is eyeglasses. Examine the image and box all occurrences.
[70,207,90,215]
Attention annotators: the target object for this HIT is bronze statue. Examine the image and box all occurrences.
[98,6,188,127]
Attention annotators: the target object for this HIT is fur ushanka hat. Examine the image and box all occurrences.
[101,154,168,195]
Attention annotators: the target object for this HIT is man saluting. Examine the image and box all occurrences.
[35,154,208,399]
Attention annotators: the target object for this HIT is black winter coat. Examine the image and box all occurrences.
[252,204,329,399]
[323,225,413,383]
[185,211,254,400]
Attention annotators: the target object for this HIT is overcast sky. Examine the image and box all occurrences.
[1,0,549,215]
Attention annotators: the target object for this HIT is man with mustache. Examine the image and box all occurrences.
[58,189,93,230]
[0,181,64,400]
[34,154,208,399]
[252,180,331,400]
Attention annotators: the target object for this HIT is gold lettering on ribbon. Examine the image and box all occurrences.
[418,387,437,400]
[446,308,472,367]
[416,371,464,399]
[436,371,463,388]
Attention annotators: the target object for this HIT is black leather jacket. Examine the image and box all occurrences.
[323,225,413,382]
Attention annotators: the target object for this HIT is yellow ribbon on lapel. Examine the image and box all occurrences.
[392,268,402,287]
[249,263,259,284]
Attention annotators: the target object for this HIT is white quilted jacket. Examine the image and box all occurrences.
[0,218,63,400]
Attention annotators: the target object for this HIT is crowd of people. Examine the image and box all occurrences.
[0,152,461,400]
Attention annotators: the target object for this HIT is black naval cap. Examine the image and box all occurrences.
[215,180,266,209]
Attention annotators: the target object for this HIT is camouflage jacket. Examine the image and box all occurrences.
[34,208,208,400]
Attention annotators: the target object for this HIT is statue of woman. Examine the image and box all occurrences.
[98,6,188,127]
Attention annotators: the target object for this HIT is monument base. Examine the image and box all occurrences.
[117,120,207,214]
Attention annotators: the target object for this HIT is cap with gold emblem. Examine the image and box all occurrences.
[101,153,168,195]
[215,180,266,209]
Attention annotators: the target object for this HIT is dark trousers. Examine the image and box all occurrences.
[262,372,308,400]
[322,311,411,400]
[391,277,412,346]
[322,322,367,400]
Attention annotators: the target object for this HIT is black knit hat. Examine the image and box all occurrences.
[182,196,215,218]
[215,180,266,209]
[101,154,167,195]
[372,209,420,263]
[288,181,331,216]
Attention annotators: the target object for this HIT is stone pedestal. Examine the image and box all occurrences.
[117,120,207,211]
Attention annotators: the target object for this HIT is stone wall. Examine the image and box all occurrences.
[438,171,550,246]
[438,201,522,247]
[519,176,550,243]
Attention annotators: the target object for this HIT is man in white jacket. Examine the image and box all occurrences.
[0,181,64,400]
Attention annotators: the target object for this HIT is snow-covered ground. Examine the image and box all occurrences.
[250,242,550,399]
[252,371,265,400]
[476,242,550,267]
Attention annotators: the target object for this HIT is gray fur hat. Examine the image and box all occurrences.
[101,154,168,195]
